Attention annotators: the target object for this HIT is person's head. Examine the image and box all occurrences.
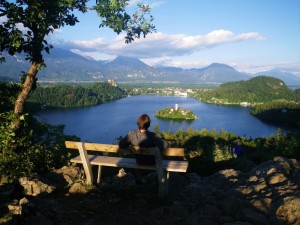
[137,114,151,130]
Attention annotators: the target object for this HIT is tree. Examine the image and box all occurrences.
[0,0,155,130]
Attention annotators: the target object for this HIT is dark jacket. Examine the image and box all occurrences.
[119,129,169,165]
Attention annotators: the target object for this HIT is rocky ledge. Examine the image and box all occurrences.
[1,156,299,225]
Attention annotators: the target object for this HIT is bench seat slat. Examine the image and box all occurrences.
[70,155,188,173]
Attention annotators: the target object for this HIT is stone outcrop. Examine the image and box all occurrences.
[1,157,299,225]
[19,174,55,196]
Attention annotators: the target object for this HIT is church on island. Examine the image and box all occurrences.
[154,103,197,120]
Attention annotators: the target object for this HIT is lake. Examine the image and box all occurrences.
[37,95,281,144]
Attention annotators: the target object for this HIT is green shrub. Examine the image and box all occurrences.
[0,111,79,183]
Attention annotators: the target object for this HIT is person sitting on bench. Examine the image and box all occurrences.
[119,114,169,184]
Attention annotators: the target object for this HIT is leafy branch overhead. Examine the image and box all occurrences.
[94,0,156,43]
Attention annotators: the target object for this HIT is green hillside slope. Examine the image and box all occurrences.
[193,76,299,104]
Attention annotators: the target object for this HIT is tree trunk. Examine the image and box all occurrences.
[13,62,39,130]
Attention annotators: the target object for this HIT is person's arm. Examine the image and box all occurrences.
[153,133,169,151]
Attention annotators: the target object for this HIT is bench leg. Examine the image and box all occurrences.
[164,171,169,196]
[97,165,102,184]
[78,142,94,185]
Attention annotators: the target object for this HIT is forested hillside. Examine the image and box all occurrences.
[27,82,126,108]
[193,76,300,104]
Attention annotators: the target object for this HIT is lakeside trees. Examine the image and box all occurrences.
[250,101,300,128]
[27,82,126,108]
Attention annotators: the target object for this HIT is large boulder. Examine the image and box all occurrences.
[276,196,300,224]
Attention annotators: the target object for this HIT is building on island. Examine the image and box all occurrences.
[174,103,179,111]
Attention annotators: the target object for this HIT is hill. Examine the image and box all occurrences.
[255,69,300,86]
[193,76,300,104]
[2,48,299,84]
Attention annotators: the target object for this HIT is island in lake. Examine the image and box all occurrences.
[154,103,197,120]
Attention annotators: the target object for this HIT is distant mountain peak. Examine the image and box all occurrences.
[108,56,149,68]
[208,63,235,70]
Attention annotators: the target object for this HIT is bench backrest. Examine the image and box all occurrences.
[65,141,185,157]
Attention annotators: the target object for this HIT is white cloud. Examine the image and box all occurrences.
[106,30,265,58]
[73,37,106,49]
[62,29,264,59]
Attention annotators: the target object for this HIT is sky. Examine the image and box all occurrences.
[47,0,300,75]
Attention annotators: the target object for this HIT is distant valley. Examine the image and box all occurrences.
[1,48,300,86]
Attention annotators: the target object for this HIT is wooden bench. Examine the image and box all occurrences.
[65,141,188,198]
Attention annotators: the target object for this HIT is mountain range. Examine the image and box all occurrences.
[1,48,300,86]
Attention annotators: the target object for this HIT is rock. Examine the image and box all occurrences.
[19,197,29,205]
[110,169,135,188]
[268,173,287,185]
[219,169,242,179]
[46,166,85,188]
[69,181,89,194]
[117,168,127,177]
[251,198,272,214]
[7,200,22,215]
[248,176,258,182]
[237,186,254,195]
[6,197,29,216]
[276,196,300,225]
[19,174,55,196]
[250,157,295,178]
[252,181,267,192]
[273,156,293,175]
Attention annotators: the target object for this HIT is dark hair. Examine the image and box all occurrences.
[137,114,151,130]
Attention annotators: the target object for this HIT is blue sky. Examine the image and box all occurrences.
[49,0,300,74]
